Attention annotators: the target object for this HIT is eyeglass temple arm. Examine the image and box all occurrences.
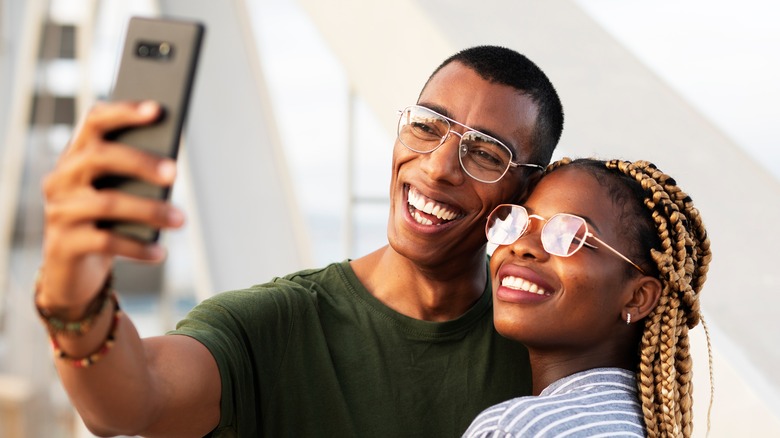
[587,234,646,274]
[509,162,545,171]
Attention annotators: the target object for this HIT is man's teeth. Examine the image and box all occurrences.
[408,187,459,221]
[501,276,549,295]
[413,210,433,225]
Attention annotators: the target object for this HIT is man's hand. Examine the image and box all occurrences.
[38,100,185,314]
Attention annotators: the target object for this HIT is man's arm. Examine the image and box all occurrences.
[53,316,221,437]
[38,100,221,437]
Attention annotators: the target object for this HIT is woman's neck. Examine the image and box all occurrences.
[528,347,636,395]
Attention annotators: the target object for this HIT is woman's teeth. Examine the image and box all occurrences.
[501,276,549,295]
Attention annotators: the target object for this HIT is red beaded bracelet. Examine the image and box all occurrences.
[49,293,122,368]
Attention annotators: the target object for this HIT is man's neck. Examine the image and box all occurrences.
[350,246,488,321]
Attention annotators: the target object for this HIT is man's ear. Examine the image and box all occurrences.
[622,275,662,323]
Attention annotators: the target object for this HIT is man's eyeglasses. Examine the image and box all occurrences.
[486,204,645,274]
[397,105,544,183]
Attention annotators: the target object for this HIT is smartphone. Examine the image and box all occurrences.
[94,16,205,243]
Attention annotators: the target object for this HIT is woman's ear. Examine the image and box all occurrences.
[622,275,662,324]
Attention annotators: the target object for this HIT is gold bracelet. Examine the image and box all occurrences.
[34,270,113,337]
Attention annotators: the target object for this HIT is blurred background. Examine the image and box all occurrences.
[1,0,779,436]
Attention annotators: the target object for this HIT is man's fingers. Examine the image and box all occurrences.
[43,146,177,200]
[45,190,185,229]
[88,145,177,188]
[46,226,167,263]
[65,100,161,156]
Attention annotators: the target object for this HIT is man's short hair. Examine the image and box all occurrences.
[424,45,564,165]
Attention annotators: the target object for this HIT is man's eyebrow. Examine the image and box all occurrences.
[415,101,520,157]
[417,102,451,118]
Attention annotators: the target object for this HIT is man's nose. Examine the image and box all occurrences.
[421,130,466,184]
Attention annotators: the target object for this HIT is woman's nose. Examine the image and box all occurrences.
[508,224,550,262]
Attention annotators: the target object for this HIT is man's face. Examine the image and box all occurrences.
[387,61,541,268]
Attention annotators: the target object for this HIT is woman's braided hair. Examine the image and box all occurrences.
[546,157,713,438]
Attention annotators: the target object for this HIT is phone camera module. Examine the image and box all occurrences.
[136,41,174,60]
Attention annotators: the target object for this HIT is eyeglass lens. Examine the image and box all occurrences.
[486,205,588,257]
[397,106,514,183]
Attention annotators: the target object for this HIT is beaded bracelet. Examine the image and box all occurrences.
[49,293,122,368]
[35,271,113,337]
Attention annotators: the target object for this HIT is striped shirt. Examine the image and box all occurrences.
[463,368,646,438]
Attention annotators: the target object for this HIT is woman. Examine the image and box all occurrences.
[464,158,712,438]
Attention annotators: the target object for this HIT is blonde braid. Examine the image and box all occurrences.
[547,158,712,437]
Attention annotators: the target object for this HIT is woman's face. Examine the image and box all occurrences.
[490,166,638,352]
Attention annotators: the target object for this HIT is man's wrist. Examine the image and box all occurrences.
[34,270,114,336]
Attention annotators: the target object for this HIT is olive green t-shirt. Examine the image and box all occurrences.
[171,260,531,437]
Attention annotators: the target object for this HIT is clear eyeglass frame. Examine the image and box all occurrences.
[486,204,646,274]
[396,105,544,183]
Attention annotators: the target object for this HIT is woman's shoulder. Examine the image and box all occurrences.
[541,367,637,396]
[464,368,644,438]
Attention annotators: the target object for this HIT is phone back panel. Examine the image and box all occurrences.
[96,17,204,242]
[110,17,203,155]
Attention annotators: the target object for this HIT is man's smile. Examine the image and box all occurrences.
[406,185,464,226]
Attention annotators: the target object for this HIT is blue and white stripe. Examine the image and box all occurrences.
[463,368,645,438]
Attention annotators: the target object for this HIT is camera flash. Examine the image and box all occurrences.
[159,42,171,56]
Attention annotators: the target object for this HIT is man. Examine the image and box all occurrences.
[37,45,563,437]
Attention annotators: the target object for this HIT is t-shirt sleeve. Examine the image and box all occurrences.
[168,278,317,435]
